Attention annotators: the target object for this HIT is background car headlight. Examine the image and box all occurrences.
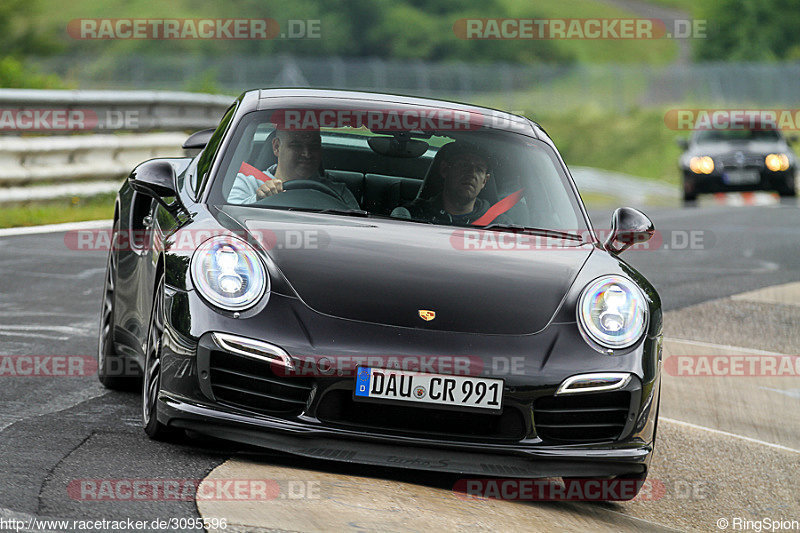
[577,276,647,350]
[765,153,790,172]
[689,156,714,174]
[190,235,268,311]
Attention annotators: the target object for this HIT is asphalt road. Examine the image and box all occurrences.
[0,200,798,532]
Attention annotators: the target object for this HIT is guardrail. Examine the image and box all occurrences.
[0,89,227,202]
[0,133,189,187]
[0,89,232,132]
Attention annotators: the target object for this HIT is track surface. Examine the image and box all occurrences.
[0,201,798,532]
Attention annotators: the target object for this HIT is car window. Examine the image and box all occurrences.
[207,107,587,232]
[195,104,237,195]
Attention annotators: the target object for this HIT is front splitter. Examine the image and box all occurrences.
[162,396,651,479]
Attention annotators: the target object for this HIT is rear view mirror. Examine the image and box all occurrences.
[605,207,654,254]
[368,135,429,158]
[676,137,689,151]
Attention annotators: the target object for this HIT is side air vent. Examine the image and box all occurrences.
[534,391,631,443]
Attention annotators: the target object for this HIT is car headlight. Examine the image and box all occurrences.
[689,156,714,174]
[577,276,647,350]
[190,235,268,311]
[765,153,790,172]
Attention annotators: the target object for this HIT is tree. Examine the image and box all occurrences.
[695,0,800,61]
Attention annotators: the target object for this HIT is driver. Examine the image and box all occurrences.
[227,129,360,209]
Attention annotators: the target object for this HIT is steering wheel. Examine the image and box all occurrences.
[282,179,341,199]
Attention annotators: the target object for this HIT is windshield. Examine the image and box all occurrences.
[694,129,782,143]
[207,106,587,232]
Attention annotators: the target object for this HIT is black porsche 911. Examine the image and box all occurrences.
[678,127,797,203]
[98,89,662,498]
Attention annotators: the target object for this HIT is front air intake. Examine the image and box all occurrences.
[534,391,631,443]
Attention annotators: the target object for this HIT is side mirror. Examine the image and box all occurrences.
[787,134,798,144]
[676,137,689,151]
[129,160,177,199]
[605,207,654,254]
[182,128,216,149]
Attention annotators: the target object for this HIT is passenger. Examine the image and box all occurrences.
[228,129,359,209]
[391,144,513,226]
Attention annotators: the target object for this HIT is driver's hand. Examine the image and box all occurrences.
[255,178,283,200]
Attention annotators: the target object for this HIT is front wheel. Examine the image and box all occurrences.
[142,274,180,440]
[682,175,697,205]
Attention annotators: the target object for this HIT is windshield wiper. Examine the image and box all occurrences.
[314,208,372,217]
[479,223,585,241]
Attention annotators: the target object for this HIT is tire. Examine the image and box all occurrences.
[778,186,797,198]
[97,218,139,390]
[142,273,180,440]
[682,176,697,205]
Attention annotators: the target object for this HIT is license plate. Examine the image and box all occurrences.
[354,367,503,412]
[724,169,760,184]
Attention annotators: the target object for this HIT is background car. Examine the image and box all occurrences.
[678,128,797,203]
[98,88,662,500]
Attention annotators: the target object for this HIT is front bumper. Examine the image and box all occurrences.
[683,168,795,194]
[157,289,661,477]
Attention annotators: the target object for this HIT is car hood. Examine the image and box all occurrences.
[217,206,593,335]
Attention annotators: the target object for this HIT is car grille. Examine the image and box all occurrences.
[209,350,313,415]
[534,391,631,443]
[718,154,764,168]
[316,389,527,442]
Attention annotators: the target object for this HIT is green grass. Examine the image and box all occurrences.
[0,193,114,229]
[577,190,624,207]
[469,66,652,118]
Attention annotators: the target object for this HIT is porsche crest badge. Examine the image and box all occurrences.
[418,310,436,321]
